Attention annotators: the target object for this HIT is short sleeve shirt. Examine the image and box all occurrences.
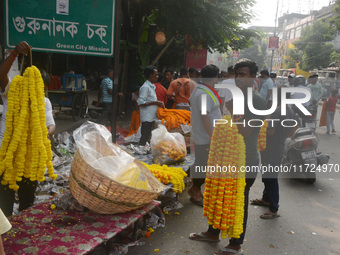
[137,80,159,122]
[259,78,274,100]
[189,83,222,145]
[167,78,196,104]
[100,77,113,103]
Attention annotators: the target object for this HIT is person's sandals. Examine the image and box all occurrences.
[214,247,244,255]
[190,197,203,207]
[250,199,269,207]
[189,232,220,242]
[260,212,280,219]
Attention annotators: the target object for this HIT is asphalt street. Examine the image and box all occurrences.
[126,107,340,255]
[53,104,340,255]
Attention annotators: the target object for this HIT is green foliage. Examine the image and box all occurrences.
[330,51,340,63]
[283,48,303,69]
[330,0,340,31]
[155,0,258,52]
[238,39,268,70]
[294,20,336,70]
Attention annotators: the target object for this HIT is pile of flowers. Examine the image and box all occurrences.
[0,66,57,190]
[203,115,246,239]
[142,162,187,193]
[157,108,190,131]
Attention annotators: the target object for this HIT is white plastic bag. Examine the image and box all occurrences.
[150,125,187,165]
[73,121,157,190]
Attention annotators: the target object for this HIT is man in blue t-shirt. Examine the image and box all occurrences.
[259,70,274,107]
[96,67,114,125]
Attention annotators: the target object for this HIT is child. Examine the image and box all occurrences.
[326,89,338,134]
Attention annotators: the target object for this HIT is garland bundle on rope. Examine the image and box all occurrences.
[203,115,246,239]
[142,162,187,193]
[257,120,268,152]
[157,108,190,131]
[0,66,57,191]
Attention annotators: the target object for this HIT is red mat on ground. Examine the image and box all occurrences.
[3,200,159,255]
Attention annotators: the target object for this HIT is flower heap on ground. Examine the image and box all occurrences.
[157,108,190,131]
[257,120,268,152]
[203,115,246,239]
[0,66,57,191]
[142,162,187,193]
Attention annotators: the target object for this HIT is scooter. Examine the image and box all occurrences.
[282,127,329,184]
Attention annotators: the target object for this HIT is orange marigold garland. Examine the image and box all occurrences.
[257,120,268,152]
[0,66,57,190]
[203,115,246,239]
[157,108,191,131]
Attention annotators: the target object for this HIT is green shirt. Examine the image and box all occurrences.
[307,82,323,102]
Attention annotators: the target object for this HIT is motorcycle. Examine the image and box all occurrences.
[282,127,329,184]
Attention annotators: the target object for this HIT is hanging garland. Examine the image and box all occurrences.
[0,66,57,190]
[257,120,268,152]
[203,115,246,239]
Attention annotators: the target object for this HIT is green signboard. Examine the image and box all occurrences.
[5,0,115,56]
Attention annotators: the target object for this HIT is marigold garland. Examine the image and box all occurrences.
[203,115,246,239]
[257,120,268,152]
[0,66,57,190]
[157,108,190,131]
[142,162,187,193]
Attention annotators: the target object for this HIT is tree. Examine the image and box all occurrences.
[294,20,336,71]
[238,38,268,70]
[283,48,303,69]
[330,0,340,31]
[330,51,340,63]
[123,0,258,69]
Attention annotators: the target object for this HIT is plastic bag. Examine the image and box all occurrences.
[73,121,157,190]
[150,125,187,165]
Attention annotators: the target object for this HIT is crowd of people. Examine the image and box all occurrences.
[0,40,338,255]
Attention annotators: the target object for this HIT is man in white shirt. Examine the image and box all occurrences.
[137,66,164,146]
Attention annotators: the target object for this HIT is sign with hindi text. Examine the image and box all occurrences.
[5,0,115,56]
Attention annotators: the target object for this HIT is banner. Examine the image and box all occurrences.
[185,35,207,70]
[268,37,279,50]
[5,0,115,56]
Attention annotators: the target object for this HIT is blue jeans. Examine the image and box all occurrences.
[207,159,259,245]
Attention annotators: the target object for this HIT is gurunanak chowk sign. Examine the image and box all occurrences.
[5,0,115,56]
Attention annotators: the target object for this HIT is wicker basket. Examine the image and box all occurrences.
[69,149,164,214]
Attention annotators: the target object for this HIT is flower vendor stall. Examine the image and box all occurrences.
[3,200,160,255]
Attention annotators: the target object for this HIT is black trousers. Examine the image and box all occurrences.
[0,177,37,217]
[96,102,112,125]
[139,121,154,146]
[190,144,210,188]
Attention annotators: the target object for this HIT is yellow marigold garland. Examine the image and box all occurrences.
[203,115,246,239]
[142,162,187,193]
[0,66,57,190]
[257,120,267,152]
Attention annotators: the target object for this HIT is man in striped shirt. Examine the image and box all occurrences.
[97,67,114,125]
